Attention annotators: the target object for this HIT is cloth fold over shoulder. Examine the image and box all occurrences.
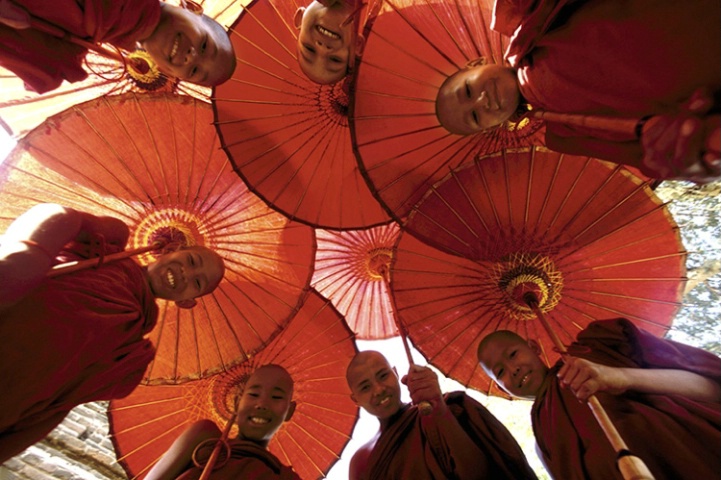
[0,0,160,93]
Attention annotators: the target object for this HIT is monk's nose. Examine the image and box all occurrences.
[184,46,197,64]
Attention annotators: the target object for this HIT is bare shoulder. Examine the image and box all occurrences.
[349,437,377,480]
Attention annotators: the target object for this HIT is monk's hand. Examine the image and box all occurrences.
[641,87,721,184]
[401,365,447,416]
[557,357,628,402]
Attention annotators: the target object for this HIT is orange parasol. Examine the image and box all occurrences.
[108,289,359,480]
[390,147,687,399]
[350,0,545,221]
[0,0,246,139]
[212,0,390,229]
[312,222,401,339]
[0,92,316,384]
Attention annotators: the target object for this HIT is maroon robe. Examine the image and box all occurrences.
[177,439,301,480]
[361,392,537,480]
[0,0,160,93]
[0,247,158,462]
[492,0,721,174]
[532,319,721,480]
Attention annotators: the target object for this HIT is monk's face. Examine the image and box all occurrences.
[436,63,520,135]
[294,1,358,85]
[236,365,295,445]
[146,246,224,303]
[141,3,235,86]
[347,351,403,419]
[477,334,548,400]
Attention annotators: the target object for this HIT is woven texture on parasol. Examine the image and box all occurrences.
[108,289,359,480]
[391,147,687,398]
[0,0,247,139]
[350,0,545,222]
[312,222,401,339]
[212,0,390,230]
[0,92,315,384]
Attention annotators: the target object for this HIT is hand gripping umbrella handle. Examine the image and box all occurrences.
[47,240,167,277]
[380,267,433,416]
[523,293,655,480]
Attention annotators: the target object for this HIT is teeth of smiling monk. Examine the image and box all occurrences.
[250,417,270,424]
[378,396,390,406]
[170,36,180,60]
[519,373,530,388]
[316,25,340,39]
[166,270,175,288]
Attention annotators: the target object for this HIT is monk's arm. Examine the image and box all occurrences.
[144,420,221,480]
[0,203,129,309]
[558,356,721,403]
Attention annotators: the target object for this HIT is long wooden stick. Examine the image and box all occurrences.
[523,292,655,480]
[197,405,240,480]
[532,110,645,139]
[48,241,166,277]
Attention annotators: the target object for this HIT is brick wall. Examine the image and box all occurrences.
[0,402,127,480]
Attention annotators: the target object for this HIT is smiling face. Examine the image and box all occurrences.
[477,331,549,400]
[346,351,403,420]
[145,246,224,304]
[140,3,235,86]
[436,62,520,135]
[236,365,295,446]
[295,1,359,85]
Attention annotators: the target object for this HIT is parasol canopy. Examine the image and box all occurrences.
[350,0,545,221]
[0,0,247,139]
[0,92,316,384]
[213,0,390,229]
[108,289,359,480]
[390,147,687,398]
[312,222,401,339]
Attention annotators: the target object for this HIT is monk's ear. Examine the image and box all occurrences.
[465,56,487,69]
[285,401,296,421]
[355,33,365,57]
[527,339,542,356]
[350,393,358,405]
[175,298,197,309]
[294,7,305,29]
[180,0,204,15]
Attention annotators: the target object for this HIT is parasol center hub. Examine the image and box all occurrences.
[317,80,350,127]
[493,253,564,320]
[126,49,172,91]
[366,248,393,281]
[133,208,209,264]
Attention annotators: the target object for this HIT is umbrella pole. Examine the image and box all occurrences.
[380,268,433,415]
[531,111,645,139]
[196,399,241,480]
[523,293,655,480]
[47,240,167,277]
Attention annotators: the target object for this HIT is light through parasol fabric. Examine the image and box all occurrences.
[213,0,391,230]
[0,92,315,384]
[108,289,359,480]
[350,0,545,221]
[390,147,687,398]
[0,0,247,139]
[312,222,401,339]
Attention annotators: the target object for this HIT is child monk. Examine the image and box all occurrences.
[144,364,300,480]
[477,319,721,480]
[345,350,537,480]
[434,0,720,184]
[0,0,236,93]
[294,0,365,85]
[0,203,225,462]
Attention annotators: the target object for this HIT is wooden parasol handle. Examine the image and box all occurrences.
[47,241,167,277]
[379,267,433,416]
[531,110,647,139]
[195,398,242,479]
[523,292,655,480]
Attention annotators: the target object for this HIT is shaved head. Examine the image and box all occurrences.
[251,364,294,396]
[477,330,526,363]
[346,350,390,386]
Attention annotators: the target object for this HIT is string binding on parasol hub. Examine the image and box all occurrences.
[494,252,563,320]
[316,76,352,127]
[126,49,178,92]
[133,208,210,264]
[365,247,394,281]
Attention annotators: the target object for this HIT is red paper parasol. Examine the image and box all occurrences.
[390,147,687,398]
[0,92,315,384]
[312,222,401,339]
[350,0,545,221]
[0,0,246,139]
[212,0,391,229]
[108,289,359,480]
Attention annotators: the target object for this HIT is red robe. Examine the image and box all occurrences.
[532,319,721,480]
[0,248,158,462]
[177,439,301,480]
[0,0,160,93]
[361,392,537,479]
[493,0,721,172]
